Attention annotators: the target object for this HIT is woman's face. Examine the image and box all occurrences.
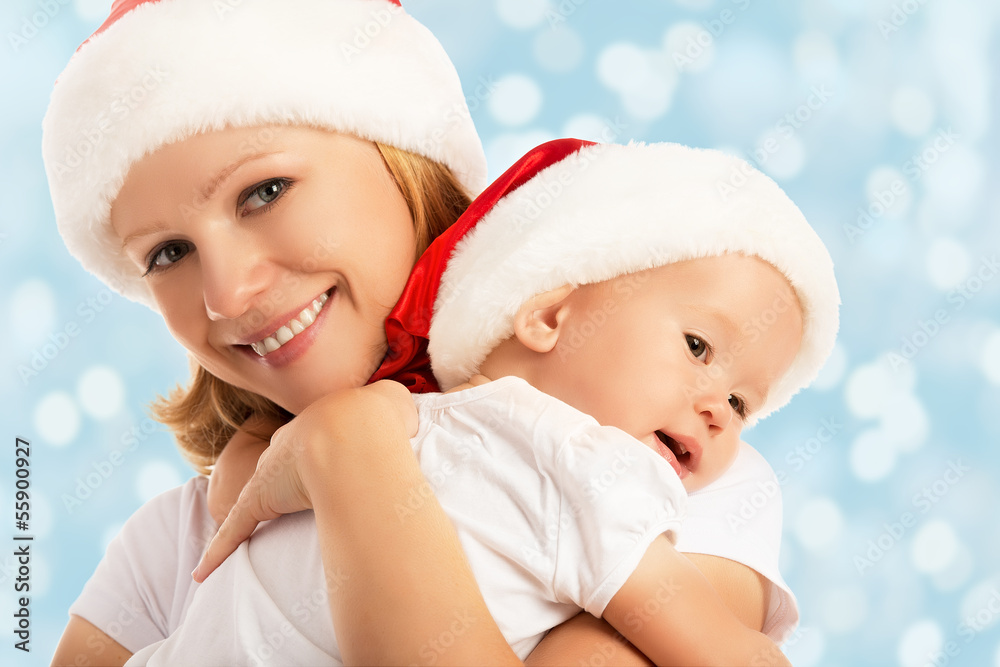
[111,126,417,414]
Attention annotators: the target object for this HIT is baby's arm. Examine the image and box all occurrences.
[528,554,770,666]
[602,535,790,667]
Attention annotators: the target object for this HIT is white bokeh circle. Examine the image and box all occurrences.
[77,365,125,420]
[134,460,184,504]
[34,392,81,447]
[495,0,551,30]
[925,237,972,290]
[489,74,544,127]
[910,520,960,574]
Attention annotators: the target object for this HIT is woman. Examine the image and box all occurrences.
[45,0,794,664]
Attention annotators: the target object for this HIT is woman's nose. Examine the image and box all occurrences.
[199,234,277,322]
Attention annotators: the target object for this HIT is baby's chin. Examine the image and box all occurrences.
[680,475,711,494]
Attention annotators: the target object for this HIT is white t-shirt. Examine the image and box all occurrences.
[71,378,799,661]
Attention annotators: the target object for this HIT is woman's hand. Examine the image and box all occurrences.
[205,425,273,526]
[192,380,418,582]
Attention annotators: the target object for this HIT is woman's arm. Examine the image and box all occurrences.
[525,555,768,665]
[51,615,132,667]
[197,381,521,665]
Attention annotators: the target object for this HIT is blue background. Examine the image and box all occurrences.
[2,0,999,665]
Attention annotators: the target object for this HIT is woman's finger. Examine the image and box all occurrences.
[191,487,275,583]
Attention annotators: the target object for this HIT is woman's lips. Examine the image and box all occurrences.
[235,288,336,368]
[249,291,329,356]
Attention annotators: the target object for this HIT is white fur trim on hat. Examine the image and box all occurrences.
[42,0,486,310]
[428,142,840,424]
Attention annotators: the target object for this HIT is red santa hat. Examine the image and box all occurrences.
[373,138,840,424]
[42,0,486,310]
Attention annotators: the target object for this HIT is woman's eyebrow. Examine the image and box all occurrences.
[119,150,283,250]
[198,150,281,203]
[120,222,167,250]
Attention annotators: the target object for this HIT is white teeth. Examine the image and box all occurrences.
[249,291,330,357]
[274,326,294,345]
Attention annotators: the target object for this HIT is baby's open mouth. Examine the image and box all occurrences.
[655,430,691,470]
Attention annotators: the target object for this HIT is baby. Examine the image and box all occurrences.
[137,139,839,665]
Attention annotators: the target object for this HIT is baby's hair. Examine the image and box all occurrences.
[153,143,473,473]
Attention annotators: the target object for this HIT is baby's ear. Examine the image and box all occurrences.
[512,285,576,353]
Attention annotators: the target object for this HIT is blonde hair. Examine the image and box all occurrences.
[152,142,473,474]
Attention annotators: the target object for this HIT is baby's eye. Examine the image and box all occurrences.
[728,394,748,420]
[144,241,191,276]
[239,178,290,215]
[685,334,709,362]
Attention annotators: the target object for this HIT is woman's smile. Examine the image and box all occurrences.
[237,288,336,368]
[245,289,331,357]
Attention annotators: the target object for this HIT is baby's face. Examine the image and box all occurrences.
[541,254,804,493]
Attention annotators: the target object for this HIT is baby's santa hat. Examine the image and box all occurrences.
[373,138,840,424]
[43,0,486,311]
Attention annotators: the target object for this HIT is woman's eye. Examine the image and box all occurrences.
[239,178,290,215]
[728,394,748,420]
[144,241,191,275]
[685,334,709,361]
